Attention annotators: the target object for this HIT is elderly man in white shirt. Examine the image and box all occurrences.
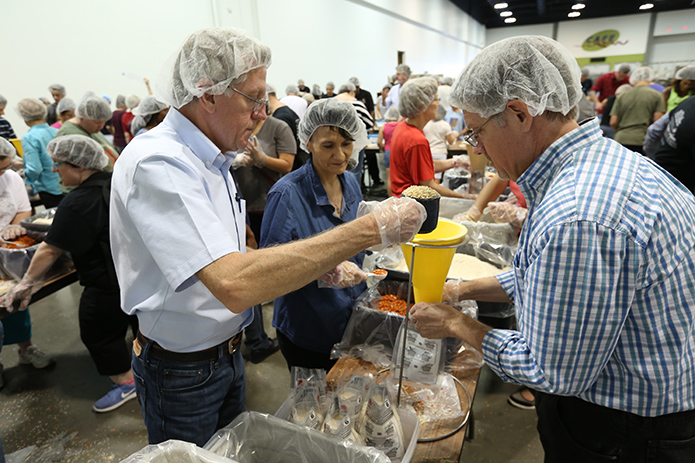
[385,64,411,110]
[110,27,425,447]
[279,84,308,119]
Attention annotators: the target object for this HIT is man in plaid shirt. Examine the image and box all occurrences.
[411,36,695,462]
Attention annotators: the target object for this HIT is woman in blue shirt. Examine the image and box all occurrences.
[261,99,369,371]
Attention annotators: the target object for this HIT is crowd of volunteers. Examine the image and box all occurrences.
[0,24,694,463]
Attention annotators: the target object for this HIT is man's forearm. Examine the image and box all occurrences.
[456,276,511,303]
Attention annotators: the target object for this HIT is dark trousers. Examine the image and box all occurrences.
[276,331,336,372]
[365,150,381,186]
[38,191,64,209]
[623,144,645,155]
[243,211,271,352]
[536,392,695,462]
[79,287,138,376]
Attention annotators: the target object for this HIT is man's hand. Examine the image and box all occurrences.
[318,261,368,288]
[358,197,426,249]
[410,302,465,339]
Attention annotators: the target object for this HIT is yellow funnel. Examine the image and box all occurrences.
[401,218,468,303]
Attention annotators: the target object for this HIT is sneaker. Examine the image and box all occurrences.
[248,338,280,364]
[18,345,54,369]
[93,382,137,413]
[508,388,535,410]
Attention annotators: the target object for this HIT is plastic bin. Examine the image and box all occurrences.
[120,439,239,463]
[20,207,57,233]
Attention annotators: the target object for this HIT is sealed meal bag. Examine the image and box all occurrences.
[322,393,361,444]
[360,384,405,460]
[392,322,445,385]
[337,373,374,433]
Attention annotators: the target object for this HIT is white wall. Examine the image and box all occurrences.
[0,0,485,136]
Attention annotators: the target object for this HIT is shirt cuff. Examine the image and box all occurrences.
[482,329,519,383]
[496,270,515,302]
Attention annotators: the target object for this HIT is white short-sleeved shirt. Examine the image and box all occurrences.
[0,169,32,229]
[279,95,308,119]
[423,120,454,155]
[110,108,251,352]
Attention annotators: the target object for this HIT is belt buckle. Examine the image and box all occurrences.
[228,334,240,355]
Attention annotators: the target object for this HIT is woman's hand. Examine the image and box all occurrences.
[0,276,39,312]
[2,224,26,240]
[245,136,268,167]
[483,202,528,228]
[232,153,254,170]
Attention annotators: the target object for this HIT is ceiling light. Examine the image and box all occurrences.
[571,3,585,9]
[504,17,517,23]
[494,3,509,9]
[568,11,581,17]
[639,3,654,9]
[500,11,513,17]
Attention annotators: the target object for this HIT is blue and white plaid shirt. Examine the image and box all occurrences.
[483,118,695,417]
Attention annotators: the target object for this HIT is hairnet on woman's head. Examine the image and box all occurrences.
[615,84,632,98]
[297,98,368,169]
[48,84,66,95]
[115,95,126,108]
[349,76,360,87]
[675,65,695,81]
[338,82,356,94]
[326,81,335,89]
[312,84,322,97]
[286,84,299,95]
[629,67,655,85]
[77,94,113,120]
[17,98,47,122]
[451,36,582,118]
[302,93,315,105]
[0,137,16,160]
[435,105,447,121]
[47,135,109,171]
[125,94,140,109]
[57,98,76,115]
[398,77,438,118]
[384,106,400,122]
[156,27,272,109]
[133,96,168,117]
[382,83,393,90]
[0,94,7,106]
[266,84,276,95]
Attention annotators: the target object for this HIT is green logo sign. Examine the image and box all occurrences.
[582,30,620,51]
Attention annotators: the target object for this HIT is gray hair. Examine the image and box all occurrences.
[338,82,356,94]
[396,64,411,77]
[48,84,66,95]
[115,95,126,108]
[616,64,631,74]
[286,84,299,95]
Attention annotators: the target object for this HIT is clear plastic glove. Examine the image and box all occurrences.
[453,204,481,223]
[483,202,528,228]
[245,136,268,167]
[0,276,39,312]
[231,153,254,170]
[2,224,26,240]
[452,155,471,170]
[318,261,368,288]
[357,197,427,250]
[442,280,462,303]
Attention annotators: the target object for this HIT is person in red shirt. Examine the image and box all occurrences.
[588,64,631,113]
[389,77,465,198]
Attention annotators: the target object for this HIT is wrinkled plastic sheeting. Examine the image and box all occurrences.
[6,431,81,463]
[0,230,73,282]
[203,411,390,463]
[19,207,57,233]
[120,440,239,463]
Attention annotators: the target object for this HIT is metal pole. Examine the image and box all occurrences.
[397,244,416,407]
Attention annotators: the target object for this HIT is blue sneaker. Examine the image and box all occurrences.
[93,382,137,413]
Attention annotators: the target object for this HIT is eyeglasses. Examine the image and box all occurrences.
[231,88,268,116]
[52,161,66,168]
[463,115,494,147]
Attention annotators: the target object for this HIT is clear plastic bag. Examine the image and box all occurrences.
[19,207,58,233]
[392,322,445,385]
[0,230,73,282]
[441,167,471,192]
[121,439,238,463]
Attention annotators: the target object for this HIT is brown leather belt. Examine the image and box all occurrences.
[136,330,241,362]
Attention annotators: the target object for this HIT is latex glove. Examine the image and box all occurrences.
[231,153,254,170]
[245,136,268,167]
[452,155,471,170]
[357,197,426,250]
[453,204,481,223]
[318,261,368,288]
[2,224,26,240]
[442,280,463,303]
[483,202,528,228]
[0,276,39,313]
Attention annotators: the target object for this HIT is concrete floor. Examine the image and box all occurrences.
[0,280,543,462]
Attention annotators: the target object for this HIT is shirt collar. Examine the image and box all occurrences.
[305,161,361,215]
[516,117,602,205]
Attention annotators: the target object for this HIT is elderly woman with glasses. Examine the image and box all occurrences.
[389,77,466,198]
[260,98,371,371]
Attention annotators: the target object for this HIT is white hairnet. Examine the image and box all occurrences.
[326,81,335,89]
[349,76,360,87]
[451,36,582,118]
[47,135,109,171]
[302,93,315,105]
[398,77,438,118]
[615,84,632,97]
[115,95,126,108]
[17,98,47,122]
[630,67,655,85]
[133,96,168,117]
[396,64,411,77]
[676,66,695,81]
[435,105,447,121]
[0,137,15,159]
[125,94,140,109]
[48,84,66,94]
[338,82,356,94]
[266,84,276,95]
[384,106,400,122]
[298,79,305,85]
[382,83,393,90]
[156,27,272,109]
[297,98,368,170]
[616,64,632,74]
[57,98,76,114]
[311,84,322,97]
[286,84,299,95]
[0,94,7,106]
[443,77,454,86]
[77,94,113,120]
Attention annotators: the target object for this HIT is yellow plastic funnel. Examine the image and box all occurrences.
[401,218,468,303]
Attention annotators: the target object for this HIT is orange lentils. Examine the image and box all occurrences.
[377,294,407,316]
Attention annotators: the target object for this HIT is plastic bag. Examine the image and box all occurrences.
[392,322,445,385]
[360,384,406,460]
[19,207,57,233]
[441,167,471,192]
[0,230,73,282]
[121,439,238,463]
[322,393,361,444]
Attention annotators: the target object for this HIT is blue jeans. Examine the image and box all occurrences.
[132,339,246,447]
[243,305,270,352]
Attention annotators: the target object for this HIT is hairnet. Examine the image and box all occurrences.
[297,98,368,170]
[451,35,582,118]
[581,68,590,77]
[133,95,168,117]
[48,84,66,94]
[349,76,360,87]
[38,97,50,105]
[77,94,113,120]
[265,84,276,95]
[17,98,47,122]
[398,77,438,118]
[115,95,126,107]
[298,79,305,86]
[57,98,76,114]
[630,67,655,85]
[326,81,335,89]
[47,135,109,170]
[384,106,400,122]
[0,137,15,159]
[156,27,272,109]
[675,65,695,81]
[616,64,631,74]
[0,94,6,106]
[435,105,447,121]
[302,93,315,104]
[125,94,140,109]
[396,64,411,77]
[338,82,356,94]
[382,83,392,90]
[311,84,322,97]
[443,77,454,86]
[286,84,299,95]
[615,84,632,97]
